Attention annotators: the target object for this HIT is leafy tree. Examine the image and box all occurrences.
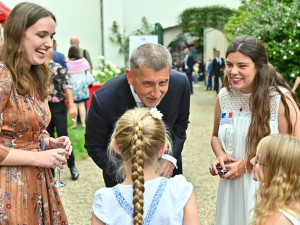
[224,5,248,42]
[178,6,235,52]
[225,0,300,97]
[109,17,155,66]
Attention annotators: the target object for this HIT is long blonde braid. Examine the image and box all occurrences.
[109,107,172,225]
[131,121,145,225]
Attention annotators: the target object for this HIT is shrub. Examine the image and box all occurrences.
[225,0,300,96]
[92,55,122,83]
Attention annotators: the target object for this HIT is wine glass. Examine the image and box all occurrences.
[51,154,66,187]
[51,139,66,187]
[224,127,236,159]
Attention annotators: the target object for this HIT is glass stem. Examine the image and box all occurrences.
[57,167,61,180]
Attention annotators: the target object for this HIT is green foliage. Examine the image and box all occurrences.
[109,21,129,60]
[178,5,235,52]
[179,5,235,33]
[67,118,88,159]
[132,17,155,36]
[109,17,155,66]
[92,55,122,83]
[225,0,300,97]
[224,8,248,42]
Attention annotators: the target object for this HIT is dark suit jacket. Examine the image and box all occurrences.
[85,70,190,185]
[53,50,68,70]
[212,57,225,78]
[182,55,194,77]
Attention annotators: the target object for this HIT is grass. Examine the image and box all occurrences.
[67,117,89,160]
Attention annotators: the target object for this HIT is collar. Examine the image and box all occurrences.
[130,85,143,106]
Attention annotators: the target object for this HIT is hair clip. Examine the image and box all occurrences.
[149,108,163,120]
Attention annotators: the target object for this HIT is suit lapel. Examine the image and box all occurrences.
[117,80,136,111]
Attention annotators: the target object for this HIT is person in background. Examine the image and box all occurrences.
[66,45,91,129]
[70,36,93,126]
[52,39,68,70]
[91,107,201,225]
[0,2,72,224]
[182,47,194,94]
[70,36,93,69]
[85,43,190,187]
[212,50,225,94]
[206,57,213,90]
[209,35,300,225]
[45,48,80,180]
[250,134,300,225]
[193,63,199,87]
[291,60,300,93]
[198,60,206,82]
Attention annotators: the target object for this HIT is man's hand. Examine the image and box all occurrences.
[159,159,174,178]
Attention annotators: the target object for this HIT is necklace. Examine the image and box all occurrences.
[238,92,251,112]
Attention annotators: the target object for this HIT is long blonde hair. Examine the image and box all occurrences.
[252,134,300,224]
[0,2,56,99]
[109,107,172,225]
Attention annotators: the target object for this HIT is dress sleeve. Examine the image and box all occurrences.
[0,66,14,162]
[169,175,193,213]
[92,188,111,224]
[57,65,72,91]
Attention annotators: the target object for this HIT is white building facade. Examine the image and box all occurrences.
[4,0,240,68]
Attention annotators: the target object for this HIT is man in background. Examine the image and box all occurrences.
[53,39,68,70]
[206,57,213,90]
[182,47,194,94]
[212,50,225,94]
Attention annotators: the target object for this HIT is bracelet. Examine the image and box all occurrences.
[242,157,247,173]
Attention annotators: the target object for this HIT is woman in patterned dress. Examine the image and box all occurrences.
[0,2,72,224]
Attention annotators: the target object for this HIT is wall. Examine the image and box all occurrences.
[164,25,183,47]
[204,28,228,66]
[3,0,102,69]
[4,0,240,69]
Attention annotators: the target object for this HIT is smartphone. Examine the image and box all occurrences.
[217,166,228,175]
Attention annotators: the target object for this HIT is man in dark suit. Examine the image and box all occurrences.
[85,43,190,187]
[182,47,194,94]
[52,39,68,70]
[212,50,225,94]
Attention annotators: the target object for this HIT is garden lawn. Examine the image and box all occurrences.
[67,117,89,159]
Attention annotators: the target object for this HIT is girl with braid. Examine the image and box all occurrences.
[91,107,200,225]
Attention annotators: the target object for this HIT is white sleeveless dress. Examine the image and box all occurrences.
[215,87,288,225]
[279,209,300,225]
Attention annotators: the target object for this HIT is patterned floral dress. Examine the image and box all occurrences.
[0,64,68,224]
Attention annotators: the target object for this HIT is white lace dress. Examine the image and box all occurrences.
[215,87,288,225]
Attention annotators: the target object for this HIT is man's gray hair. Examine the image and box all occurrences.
[129,43,172,71]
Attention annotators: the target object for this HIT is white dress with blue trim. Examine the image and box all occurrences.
[92,175,193,225]
[279,209,300,225]
[215,87,288,225]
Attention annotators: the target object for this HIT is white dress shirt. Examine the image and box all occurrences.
[129,85,177,168]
